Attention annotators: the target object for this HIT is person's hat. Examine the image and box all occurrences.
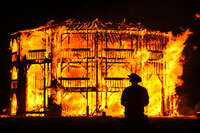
[128,73,142,83]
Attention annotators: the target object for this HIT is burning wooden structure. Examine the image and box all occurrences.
[9,19,189,117]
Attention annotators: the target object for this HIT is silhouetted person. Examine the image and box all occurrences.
[121,73,149,130]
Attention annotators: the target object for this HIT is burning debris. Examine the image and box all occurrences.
[8,19,191,117]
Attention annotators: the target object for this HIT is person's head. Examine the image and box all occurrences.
[128,73,142,85]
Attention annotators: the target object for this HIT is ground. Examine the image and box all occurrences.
[0,117,199,133]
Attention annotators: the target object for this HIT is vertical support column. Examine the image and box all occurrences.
[60,33,64,110]
[96,32,99,113]
[135,29,140,73]
[105,33,108,109]
[86,30,89,116]
[136,30,139,51]
[16,56,27,117]
[50,29,54,89]
[161,36,167,116]
[95,32,99,113]
[43,63,46,116]
[44,29,47,117]
[130,34,133,73]
[16,34,27,117]
[8,46,12,115]
[161,64,165,116]
[140,29,144,79]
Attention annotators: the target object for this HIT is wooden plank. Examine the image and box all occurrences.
[59,77,90,80]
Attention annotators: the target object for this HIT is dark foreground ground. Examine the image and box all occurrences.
[0,117,199,133]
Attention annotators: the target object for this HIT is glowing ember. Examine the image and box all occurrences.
[9,19,191,117]
[195,13,200,19]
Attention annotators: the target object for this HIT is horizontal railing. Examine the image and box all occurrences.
[27,49,47,60]
[148,50,163,61]
[104,48,134,59]
[104,77,130,90]
[62,48,92,59]
[59,77,89,88]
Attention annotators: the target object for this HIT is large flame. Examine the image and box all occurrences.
[9,20,191,117]
[11,93,17,116]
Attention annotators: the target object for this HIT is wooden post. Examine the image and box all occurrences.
[86,30,89,116]
[95,32,99,113]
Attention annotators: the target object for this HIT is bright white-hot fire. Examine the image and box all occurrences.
[9,19,191,117]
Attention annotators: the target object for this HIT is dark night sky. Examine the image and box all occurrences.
[0,0,200,114]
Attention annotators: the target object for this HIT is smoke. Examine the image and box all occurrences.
[178,94,196,116]
[178,102,200,116]
[176,13,200,116]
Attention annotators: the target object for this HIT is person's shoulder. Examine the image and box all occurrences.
[140,85,146,89]
[138,85,147,90]
[124,86,132,91]
[125,86,132,89]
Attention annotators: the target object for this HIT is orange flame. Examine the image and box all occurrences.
[11,93,17,116]
[9,19,191,117]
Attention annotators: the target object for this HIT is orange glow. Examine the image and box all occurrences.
[196,13,200,19]
[193,45,198,51]
[11,66,18,80]
[11,93,17,116]
[26,64,45,113]
[9,19,191,117]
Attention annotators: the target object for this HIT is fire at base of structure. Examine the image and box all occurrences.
[9,19,183,117]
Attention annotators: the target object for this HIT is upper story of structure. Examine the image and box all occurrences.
[9,19,170,64]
